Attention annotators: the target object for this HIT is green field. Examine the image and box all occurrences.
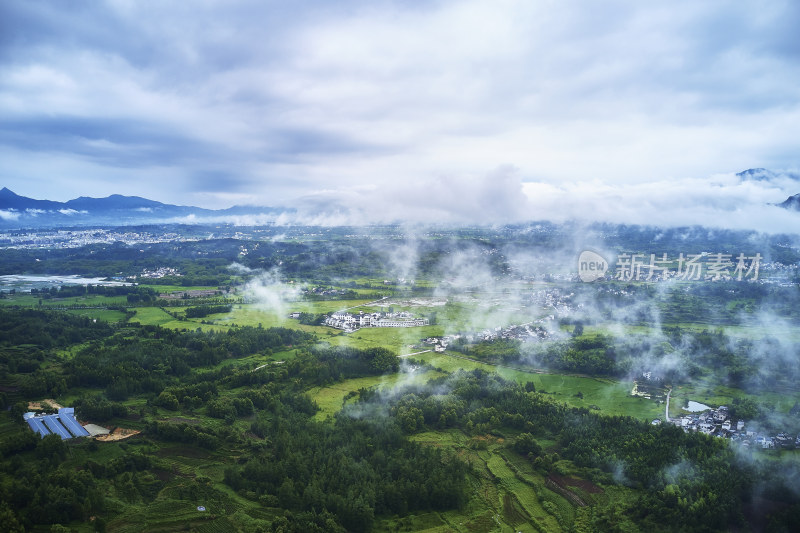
[307,369,447,421]
[0,293,128,308]
[64,307,128,323]
[126,301,671,420]
[129,307,178,326]
[414,351,664,420]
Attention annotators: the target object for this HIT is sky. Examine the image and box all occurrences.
[1,0,799,229]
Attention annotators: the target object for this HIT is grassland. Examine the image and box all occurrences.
[307,370,446,421]
[64,308,129,323]
[0,293,129,308]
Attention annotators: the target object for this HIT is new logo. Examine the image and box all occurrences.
[578,250,608,282]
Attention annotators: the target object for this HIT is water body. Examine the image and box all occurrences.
[684,401,711,412]
[0,274,131,292]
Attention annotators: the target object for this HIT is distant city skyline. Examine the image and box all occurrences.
[1,1,799,229]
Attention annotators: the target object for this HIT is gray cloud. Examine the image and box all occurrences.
[0,0,798,222]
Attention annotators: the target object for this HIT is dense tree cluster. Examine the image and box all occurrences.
[64,325,314,397]
[451,334,623,376]
[287,346,399,385]
[225,411,469,533]
[0,308,114,349]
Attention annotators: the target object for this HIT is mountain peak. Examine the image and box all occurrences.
[737,168,775,181]
[737,168,800,182]
[778,193,800,211]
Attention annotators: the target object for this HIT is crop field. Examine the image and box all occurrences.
[324,325,445,351]
[130,307,178,326]
[64,307,128,323]
[400,429,592,532]
[128,306,229,332]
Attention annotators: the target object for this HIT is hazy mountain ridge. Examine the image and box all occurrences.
[0,187,289,228]
[3,166,800,229]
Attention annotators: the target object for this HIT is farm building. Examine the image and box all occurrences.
[23,407,90,440]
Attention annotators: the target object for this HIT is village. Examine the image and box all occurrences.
[635,374,798,451]
[320,310,430,332]
[659,404,800,451]
[422,319,555,352]
[302,286,352,298]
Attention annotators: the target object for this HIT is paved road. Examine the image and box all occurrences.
[398,350,431,358]
[337,296,389,313]
[665,388,672,422]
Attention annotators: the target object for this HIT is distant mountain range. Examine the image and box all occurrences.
[0,187,291,228]
[2,170,799,229]
[734,169,800,212]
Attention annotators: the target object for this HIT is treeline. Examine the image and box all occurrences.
[184,304,232,318]
[295,312,326,325]
[30,284,158,302]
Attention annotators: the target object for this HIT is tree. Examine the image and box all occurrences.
[0,502,24,533]
[36,433,66,461]
[155,391,179,411]
[512,433,542,457]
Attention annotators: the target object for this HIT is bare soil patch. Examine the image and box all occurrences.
[27,399,64,411]
[96,427,141,442]
[548,473,603,494]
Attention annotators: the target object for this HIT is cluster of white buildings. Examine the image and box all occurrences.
[137,267,181,279]
[666,405,799,450]
[324,311,429,332]
[0,228,186,249]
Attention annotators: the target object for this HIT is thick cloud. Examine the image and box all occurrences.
[0,0,798,228]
